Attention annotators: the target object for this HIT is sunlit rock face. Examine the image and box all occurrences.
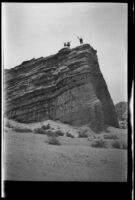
[4,44,119,131]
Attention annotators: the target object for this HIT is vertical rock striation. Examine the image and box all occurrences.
[4,44,119,131]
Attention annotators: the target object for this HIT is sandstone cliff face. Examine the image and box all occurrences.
[115,101,127,129]
[4,44,119,131]
[115,101,127,121]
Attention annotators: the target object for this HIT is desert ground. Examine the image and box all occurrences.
[4,119,127,181]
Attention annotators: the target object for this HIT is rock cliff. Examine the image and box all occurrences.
[4,44,119,131]
[115,101,127,120]
[115,101,127,129]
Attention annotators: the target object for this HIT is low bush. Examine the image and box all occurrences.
[42,124,50,130]
[55,130,64,136]
[46,130,64,137]
[66,132,74,138]
[34,125,51,135]
[122,142,127,149]
[12,127,32,133]
[111,140,127,150]
[5,121,12,128]
[104,134,118,140]
[46,130,57,137]
[91,139,107,148]
[48,136,61,145]
[111,140,121,149]
[79,135,88,138]
[78,131,88,138]
[34,128,47,134]
[34,127,64,137]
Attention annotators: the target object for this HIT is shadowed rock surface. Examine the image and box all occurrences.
[4,44,119,131]
[115,101,127,129]
[115,101,127,121]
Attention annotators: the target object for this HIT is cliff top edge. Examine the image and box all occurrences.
[5,43,97,71]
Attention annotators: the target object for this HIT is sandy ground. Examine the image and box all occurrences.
[4,120,127,182]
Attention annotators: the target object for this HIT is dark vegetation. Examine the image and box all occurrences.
[91,139,107,148]
[66,132,74,138]
[103,134,118,140]
[78,131,88,138]
[34,125,64,137]
[47,136,61,145]
[111,140,127,149]
[12,127,32,133]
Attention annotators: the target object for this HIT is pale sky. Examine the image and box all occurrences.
[3,3,127,104]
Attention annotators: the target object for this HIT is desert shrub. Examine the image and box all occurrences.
[112,140,127,150]
[55,130,64,136]
[47,130,64,137]
[42,124,50,130]
[121,142,127,149]
[34,124,52,134]
[66,132,74,138]
[111,140,122,149]
[78,131,88,138]
[91,139,107,148]
[34,128,47,134]
[104,134,118,140]
[5,121,12,128]
[48,136,61,145]
[12,127,32,133]
[34,128,64,137]
[46,130,57,137]
[34,129,55,136]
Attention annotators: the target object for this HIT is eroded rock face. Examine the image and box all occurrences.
[4,44,119,131]
[115,102,127,120]
[115,101,127,129]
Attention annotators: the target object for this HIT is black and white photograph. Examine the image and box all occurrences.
[2,2,129,189]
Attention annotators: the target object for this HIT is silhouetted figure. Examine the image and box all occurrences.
[77,36,83,44]
[64,42,67,47]
[67,41,71,48]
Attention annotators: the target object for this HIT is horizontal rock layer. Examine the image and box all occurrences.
[4,44,119,131]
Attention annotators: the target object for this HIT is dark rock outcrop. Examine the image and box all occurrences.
[4,44,119,131]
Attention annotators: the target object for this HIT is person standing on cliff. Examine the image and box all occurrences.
[64,42,67,47]
[67,41,71,48]
[77,36,83,45]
